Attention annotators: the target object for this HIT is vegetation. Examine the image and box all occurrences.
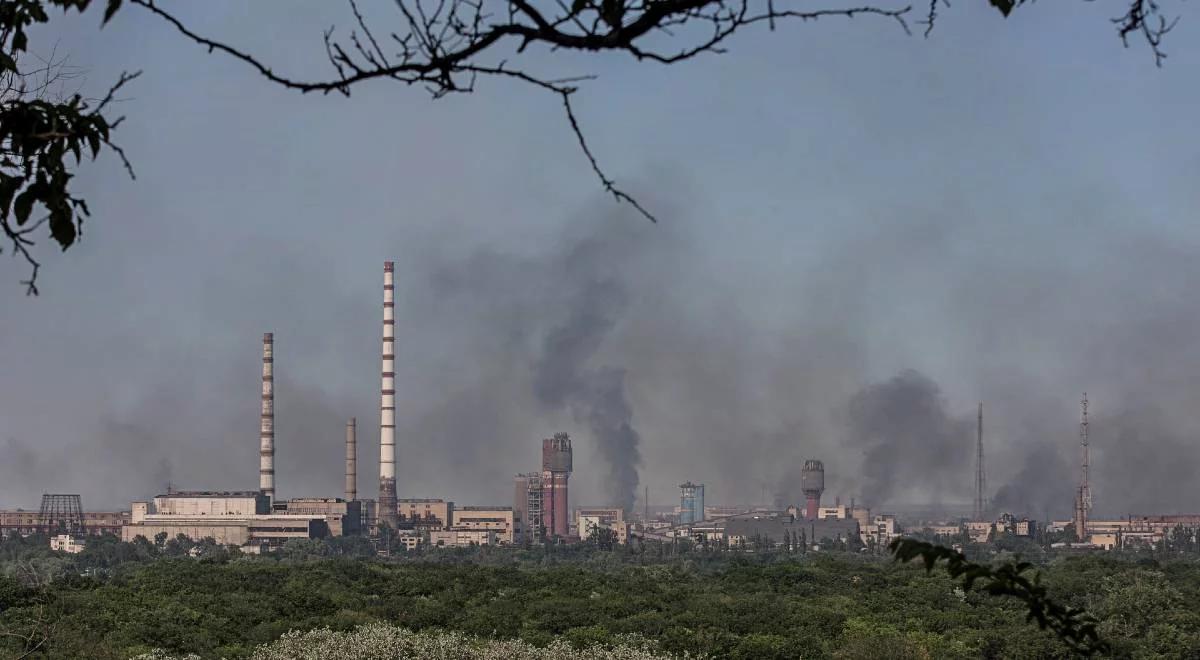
[4,533,1200,658]
[133,623,693,660]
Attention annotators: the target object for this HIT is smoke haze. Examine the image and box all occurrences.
[3,3,1200,521]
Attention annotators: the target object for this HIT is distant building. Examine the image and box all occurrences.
[863,515,901,547]
[723,515,860,550]
[0,510,129,537]
[964,521,992,543]
[451,506,518,544]
[397,499,453,531]
[275,498,362,536]
[430,529,497,547]
[49,534,84,553]
[395,531,421,551]
[152,491,270,516]
[575,507,628,544]
[817,505,849,520]
[925,524,962,537]
[122,491,330,551]
[513,474,544,542]
[678,482,705,525]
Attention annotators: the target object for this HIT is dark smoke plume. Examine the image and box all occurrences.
[844,369,972,508]
[533,278,642,512]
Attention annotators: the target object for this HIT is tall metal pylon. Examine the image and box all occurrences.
[1080,393,1091,513]
[974,402,986,521]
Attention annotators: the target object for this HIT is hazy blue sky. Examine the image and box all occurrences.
[2,2,1197,516]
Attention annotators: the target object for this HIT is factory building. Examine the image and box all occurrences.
[450,506,518,544]
[723,514,860,550]
[513,473,544,541]
[541,433,572,538]
[678,482,705,525]
[50,535,85,553]
[122,491,333,552]
[430,529,497,547]
[398,498,453,532]
[151,490,269,516]
[575,507,628,544]
[0,509,129,537]
[274,498,362,536]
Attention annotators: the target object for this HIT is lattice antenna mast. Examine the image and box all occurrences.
[974,402,986,521]
[1080,393,1092,513]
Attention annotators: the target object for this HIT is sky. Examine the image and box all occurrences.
[2,1,1198,518]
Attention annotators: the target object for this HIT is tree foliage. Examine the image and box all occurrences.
[889,537,1108,656]
[0,0,134,294]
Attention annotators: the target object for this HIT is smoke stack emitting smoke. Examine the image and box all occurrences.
[378,262,398,528]
[259,332,275,501]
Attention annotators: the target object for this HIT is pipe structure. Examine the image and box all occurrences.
[345,418,357,502]
[259,332,275,501]
[378,262,398,528]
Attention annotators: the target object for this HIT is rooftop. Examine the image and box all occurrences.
[157,490,263,499]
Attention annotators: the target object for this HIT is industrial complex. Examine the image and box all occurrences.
[1,263,1190,555]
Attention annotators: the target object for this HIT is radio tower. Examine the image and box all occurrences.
[1074,393,1092,540]
[974,402,987,521]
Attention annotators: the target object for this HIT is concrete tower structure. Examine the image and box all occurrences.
[679,482,706,525]
[800,459,824,520]
[379,262,398,529]
[345,418,357,502]
[259,332,275,502]
[541,433,572,538]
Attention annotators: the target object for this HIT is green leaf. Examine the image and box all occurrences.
[0,52,16,74]
[13,30,28,53]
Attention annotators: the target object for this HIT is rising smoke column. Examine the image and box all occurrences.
[845,369,972,508]
[532,278,643,513]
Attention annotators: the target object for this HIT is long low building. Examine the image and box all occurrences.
[122,513,328,550]
[724,516,861,549]
[0,510,130,537]
[121,490,335,551]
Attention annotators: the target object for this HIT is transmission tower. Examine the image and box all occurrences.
[1073,393,1092,541]
[38,494,84,536]
[1080,393,1092,513]
[974,402,987,521]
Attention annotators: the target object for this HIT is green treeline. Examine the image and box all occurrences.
[3,535,1200,658]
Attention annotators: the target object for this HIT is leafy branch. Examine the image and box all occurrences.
[0,0,133,295]
[889,537,1108,656]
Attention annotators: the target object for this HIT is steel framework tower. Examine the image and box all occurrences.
[974,402,987,521]
[1073,393,1092,540]
[38,494,84,535]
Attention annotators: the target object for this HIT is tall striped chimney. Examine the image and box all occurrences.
[259,332,275,501]
[378,262,398,528]
[345,418,357,501]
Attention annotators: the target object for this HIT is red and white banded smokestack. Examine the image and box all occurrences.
[378,262,398,528]
[259,332,275,501]
[345,418,357,502]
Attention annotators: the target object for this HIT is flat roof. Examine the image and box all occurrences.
[156,491,263,498]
